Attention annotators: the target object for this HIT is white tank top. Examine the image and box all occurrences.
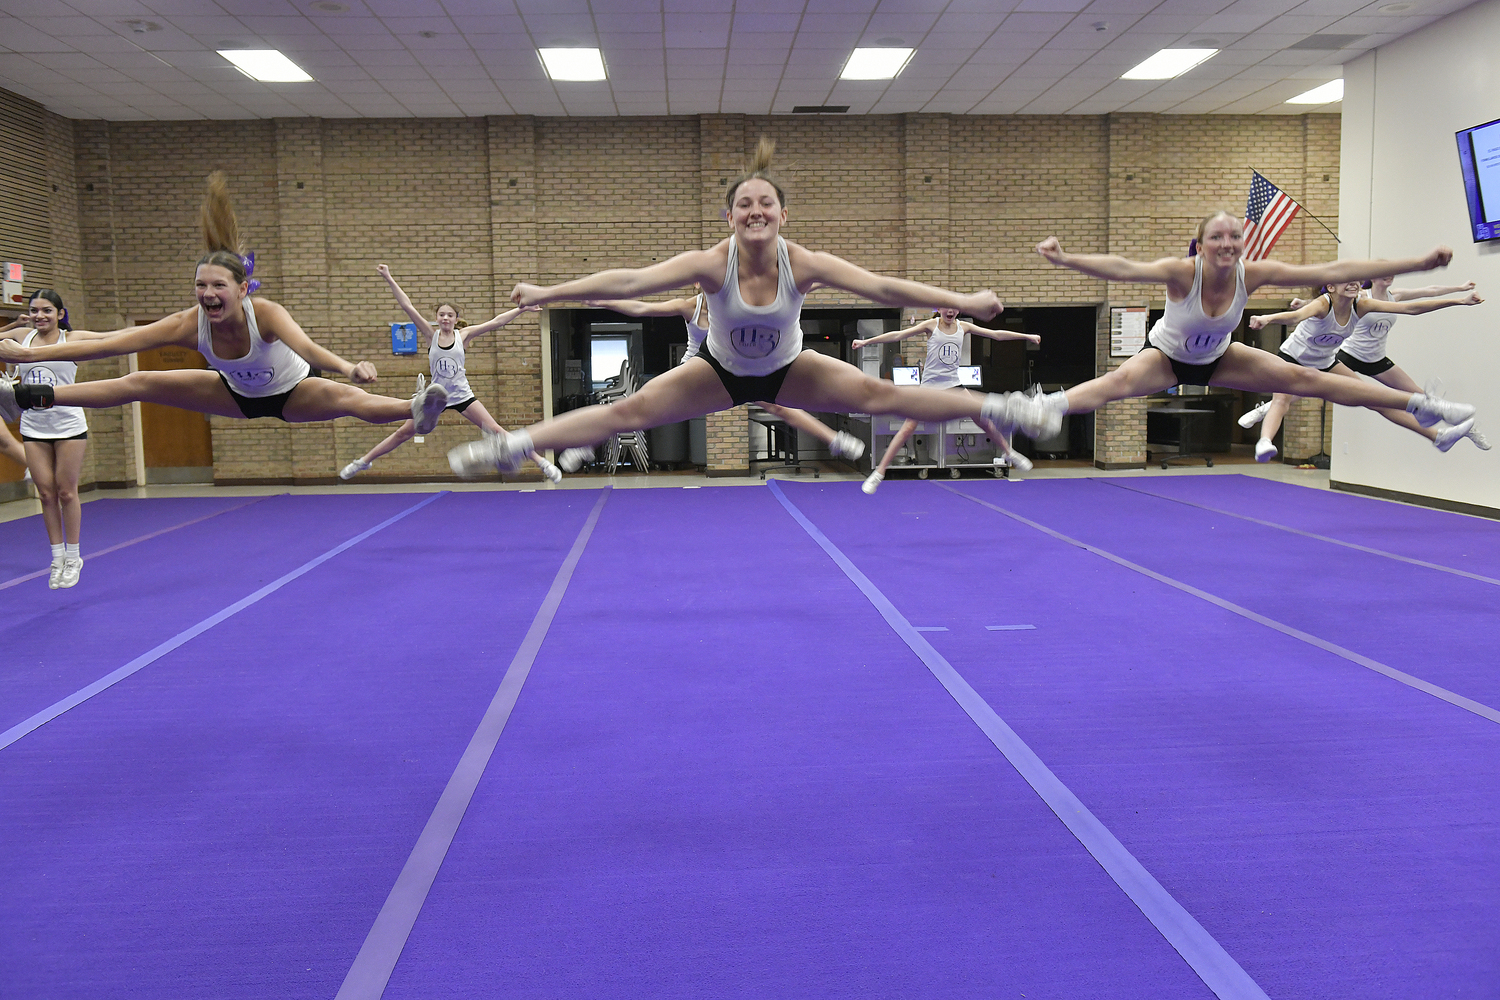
[1147,255,1247,364]
[1342,297,1395,363]
[428,330,474,404]
[198,297,310,397]
[704,236,806,377]
[681,295,708,363]
[17,329,88,438]
[921,321,964,388]
[1281,295,1357,368]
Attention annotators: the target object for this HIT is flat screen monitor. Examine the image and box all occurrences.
[958,365,982,387]
[891,366,920,385]
[1456,116,1500,242]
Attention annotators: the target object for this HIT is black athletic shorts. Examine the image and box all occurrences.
[1141,338,1221,386]
[447,397,476,413]
[697,344,797,406]
[1277,348,1337,373]
[1335,350,1396,376]
[21,431,88,442]
[219,373,304,421]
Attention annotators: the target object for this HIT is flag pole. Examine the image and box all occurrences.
[1251,167,1340,244]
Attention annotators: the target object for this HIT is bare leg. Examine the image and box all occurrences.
[777,352,994,421]
[1260,393,1294,441]
[459,399,506,435]
[0,420,25,466]
[281,378,423,424]
[50,439,86,544]
[356,420,417,465]
[52,370,245,417]
[1209,345,1421,412]
[874,419,919,476]
[1053,350,1178,414]
[519,358,733,452]
[25,441,64,545]
[759,401,835,446]
[1331,364,1436,440]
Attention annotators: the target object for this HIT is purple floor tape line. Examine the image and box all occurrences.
[766,480,1271,1000]
[0,494,276,592]
[336,488,611,1000]
[1099,479,1500,587]
[940,483,1500,727]
[0,492,446,752]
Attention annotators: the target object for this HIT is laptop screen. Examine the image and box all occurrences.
[891,366,920,386]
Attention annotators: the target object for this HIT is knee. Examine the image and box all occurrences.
[56,486,77,506]
[864,382,897,413]
[36,485,58,505]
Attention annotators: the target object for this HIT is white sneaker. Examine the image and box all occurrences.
[1408,380,1475,428]
[57,555,82,589]
[1466,424,1492,451]
[861,469,884,495]
[534,455,563,484]
[47,559,64,590]
[981,390,1065,440]
[558,447,594,472]
[829,431,866,461]
[1238,400,1271,429]
[1255,438,1278,463]
[340,458,372,480]
[999,451,1033,472]
[0,375,20,423]
[448,430,530,478]
[1434,418,1475,453]
[410,375,449,435]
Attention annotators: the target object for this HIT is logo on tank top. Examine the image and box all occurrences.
[1368,319,1393,338]
[1312,332,1344,346]
[730,324,781,359]
[936,341,961,365]
[23,368,57,386]
[229,367,275,388]
[1184,332,1222,354]
[435,357,461,380]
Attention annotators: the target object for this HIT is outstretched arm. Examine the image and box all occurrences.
[1035,237,1191,289]
[376,264,435,339]
[1360,291,1484,316]
[791,246,1002,319]
[459,304,540,345]
[1248,296,1330,330]
[0,310,197,363]
[1389,280,1475,301]
[578,297,697,321]
[1246,246,1452,291]
[852,319,934,349]
[256,300,378,385]
[512,250,722,307]
[960,321,1040,346]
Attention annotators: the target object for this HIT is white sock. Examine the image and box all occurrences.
[50,543,64,563]
[64,542,80,559]
[1405,393,1422,413]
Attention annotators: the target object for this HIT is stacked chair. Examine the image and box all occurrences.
[596,360,651,475]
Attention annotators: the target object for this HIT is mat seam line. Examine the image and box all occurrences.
[767,480,1269,1000]
[0,492,448,752]
[335,486,613,1000]
[939,483,1500,727]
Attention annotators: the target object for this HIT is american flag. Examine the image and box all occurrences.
[1243,171,1300,261]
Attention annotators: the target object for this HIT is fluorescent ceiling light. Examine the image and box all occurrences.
[1121,48,1218,80]
[538,48,606,82]
[217,49,312,83]
[840,47,915,80]
[1286,79,1344,104]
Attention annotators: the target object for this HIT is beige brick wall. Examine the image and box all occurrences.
[1,93,1343,482]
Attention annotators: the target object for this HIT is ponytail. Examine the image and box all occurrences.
[197,171,248,284]
[724,136,788,210]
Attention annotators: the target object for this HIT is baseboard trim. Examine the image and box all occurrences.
[1330,480,1500,521]
[1094,461,1147,470]
[706,468,750,478]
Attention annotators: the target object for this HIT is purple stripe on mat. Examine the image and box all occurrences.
[0,492,446,752]
[767,480,1270,1000]
[1100,479,1500,587]
[987,624,1036,631]
[0,495,276,592]
[335,487,611,1000]
[939,483,1500,727]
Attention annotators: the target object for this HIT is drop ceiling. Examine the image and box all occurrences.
[0,0,1477,121]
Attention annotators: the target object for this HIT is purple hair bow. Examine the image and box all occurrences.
[241,251,261,294]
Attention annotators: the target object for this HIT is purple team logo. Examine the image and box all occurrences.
[436,357,460,380]
[23,368,57,386]
[936,341,961,365]
[1185,332,1222,354]
[1313,332,1344,346]
[731,324,781,359]
[230,367,275,388]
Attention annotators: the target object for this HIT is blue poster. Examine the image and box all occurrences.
[391,322,419,355]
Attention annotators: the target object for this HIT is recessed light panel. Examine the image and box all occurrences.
[840,47,915,80]
[538,48,607,82]
[1121,48,1218,80]
[1286,79,1344,104]
[218,50,313,82]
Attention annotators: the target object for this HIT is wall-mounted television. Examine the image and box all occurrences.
[1456,115,1500,242]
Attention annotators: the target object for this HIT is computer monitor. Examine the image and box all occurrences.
[891,366,920,385]
[958,366,982,387]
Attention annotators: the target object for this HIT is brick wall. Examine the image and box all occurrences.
[2,96,1343,482]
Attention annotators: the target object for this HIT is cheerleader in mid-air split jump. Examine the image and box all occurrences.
[339,265,561,483]
[447,139,1048,478]
[1239,281,1484,461]
[1015,214,1479,442]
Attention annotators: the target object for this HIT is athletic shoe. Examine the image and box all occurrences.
[47,559,64,590]
[829,431,866,461]
[999,450,1033,472]
[340,459,372,480]
[448,430,530,478]
[979,391,1065,440]
[1408,380,1475,428]
[534,455,563,484]
[57,555,82,589]
[1434,418,1475,453]
[1255,438,1278,463]
[1466,425,1492,451]
[558,446,594,472]
[0,376,19,423]
[410,375,449,435]
[861,469,884,495]
[1238,400,1271,429]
